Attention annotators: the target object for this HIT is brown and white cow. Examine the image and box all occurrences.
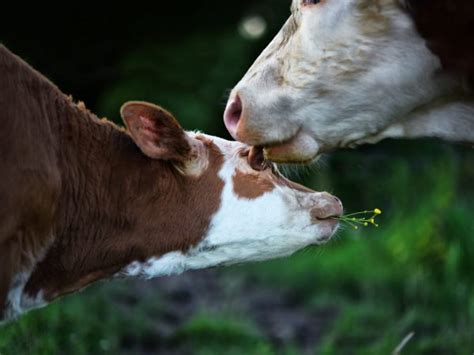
[225,0,474,163]
[0,46,342,324]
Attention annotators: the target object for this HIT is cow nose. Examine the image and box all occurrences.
[224,94,243,140]
[310,192,343,221]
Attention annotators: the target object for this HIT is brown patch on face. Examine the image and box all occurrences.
[233,170,275,199]
[356,0,390,37]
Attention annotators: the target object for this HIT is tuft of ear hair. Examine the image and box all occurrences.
[121,101,191,162]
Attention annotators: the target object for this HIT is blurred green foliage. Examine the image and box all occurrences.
[236,141,474,354]
[1,2,473,354]
[98,32,256,135]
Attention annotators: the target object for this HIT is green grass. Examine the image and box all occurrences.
[0,288,122,354]
[229,142,474,354]
[174,314,275,355]
[0,283,164,355]
[1,143,473,354]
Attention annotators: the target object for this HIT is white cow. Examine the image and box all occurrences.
[225,0,474,163]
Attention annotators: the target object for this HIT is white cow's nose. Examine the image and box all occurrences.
[224,94,242,140]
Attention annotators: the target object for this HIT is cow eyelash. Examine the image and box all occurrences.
[302,0,321,5]
[241,147,273,172]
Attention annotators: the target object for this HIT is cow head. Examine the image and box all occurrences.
[224,0,464,163]
[120,102,343,277]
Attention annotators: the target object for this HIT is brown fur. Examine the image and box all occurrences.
[232,170,275,199]
[0,45,225,313]
[0,46,62,317]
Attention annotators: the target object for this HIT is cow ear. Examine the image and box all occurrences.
[121,101,191,161]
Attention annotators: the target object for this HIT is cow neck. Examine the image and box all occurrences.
[406,95,474,143]
[24,97,201,301]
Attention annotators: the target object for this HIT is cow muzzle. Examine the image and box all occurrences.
[309,192,343,242]
[224,94,321,164]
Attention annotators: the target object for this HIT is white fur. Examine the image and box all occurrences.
[3,272,46,324]
[4,273,30,321]
[353,100,474,145]
[180,132,210,177]
[227,0,470,160]
[122,252,187,278]
[1,241,51,324]
[394,100,474,142]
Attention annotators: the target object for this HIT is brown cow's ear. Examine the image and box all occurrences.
[121,101,191,161]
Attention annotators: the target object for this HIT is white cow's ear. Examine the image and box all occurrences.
[121,101,191,162]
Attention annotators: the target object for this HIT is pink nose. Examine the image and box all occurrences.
[224,94,243,140]
[311,193,343,221]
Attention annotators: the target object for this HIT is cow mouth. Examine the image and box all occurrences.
[259,131,321,164]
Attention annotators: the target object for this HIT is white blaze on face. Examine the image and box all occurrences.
[120,134,340,280]
[194,136,336,263]
[226,0,463,162]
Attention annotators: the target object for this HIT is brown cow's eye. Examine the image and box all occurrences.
[248,146,268,171]
[302,0,321,5]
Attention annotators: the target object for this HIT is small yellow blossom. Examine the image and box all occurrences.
[335,208,383,230]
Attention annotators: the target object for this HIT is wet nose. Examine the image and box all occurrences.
[224,94,243,140]
[310,192,343,221]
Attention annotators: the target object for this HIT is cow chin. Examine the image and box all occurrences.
[264,131,321,164]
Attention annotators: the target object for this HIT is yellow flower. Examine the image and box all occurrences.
[336,207,383,230]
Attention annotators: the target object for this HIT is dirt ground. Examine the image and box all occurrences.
[114,269,337,354]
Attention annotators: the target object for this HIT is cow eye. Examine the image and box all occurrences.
[248,146,269,172]
[302,0,321,5]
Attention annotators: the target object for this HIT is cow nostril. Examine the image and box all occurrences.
[311,193,344,221]
[224,95,243,139]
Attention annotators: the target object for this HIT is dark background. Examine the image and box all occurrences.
[1,2,474,354]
